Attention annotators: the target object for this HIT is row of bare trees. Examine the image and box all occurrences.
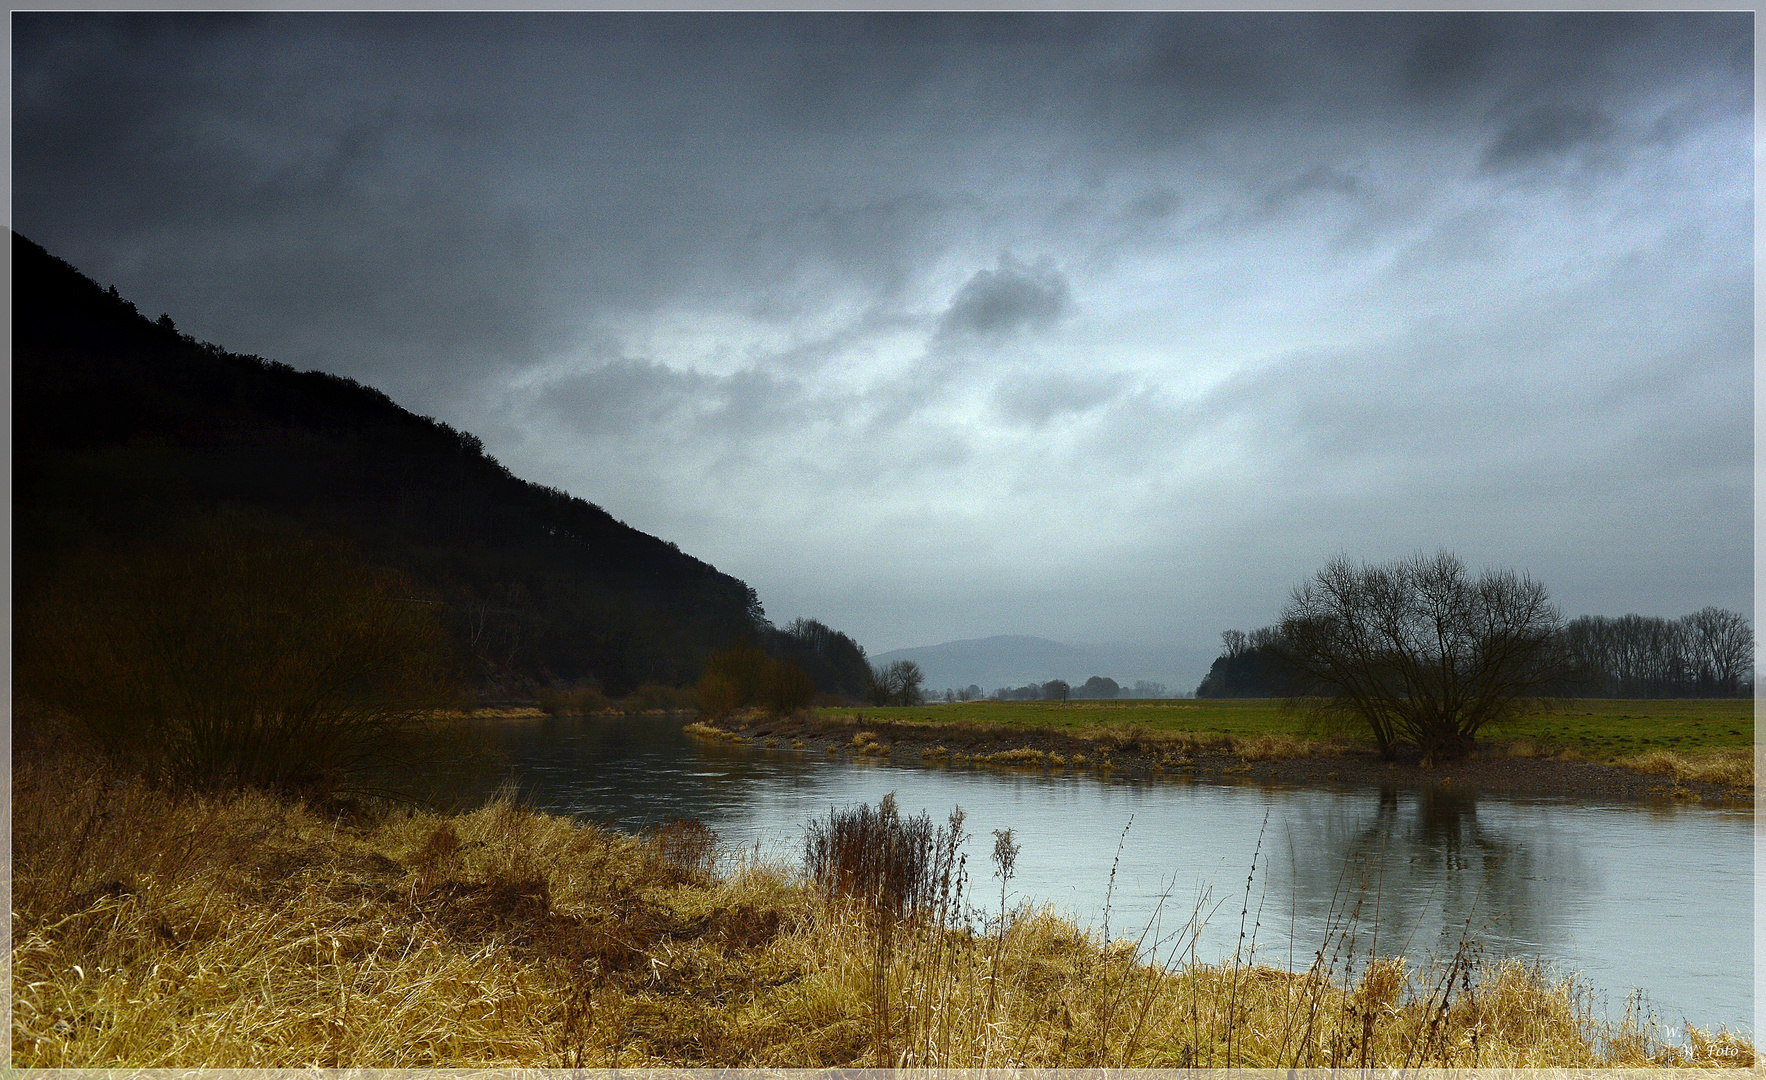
[1561,608,1753,698]
[1201,551,1753,763]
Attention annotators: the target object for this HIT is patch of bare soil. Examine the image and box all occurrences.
[696,713,1750,808]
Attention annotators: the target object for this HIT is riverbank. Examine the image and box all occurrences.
[15,727,1753,1067]
[692,703,1754,806]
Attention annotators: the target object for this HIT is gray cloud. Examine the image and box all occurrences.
[539,359,716,433]
[994,374,1122,428]
[938,257,1072,338]
[1127,188,1180,220]
[1260,165,1363,214]
[11,12,1751,659]
[1400,15,1503,98]
[1481,105,1613,170]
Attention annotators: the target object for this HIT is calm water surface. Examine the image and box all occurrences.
[419,716,1752,1035]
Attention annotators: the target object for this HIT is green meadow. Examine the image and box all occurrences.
[1481,698,1754,756]
[814,697,1754,760]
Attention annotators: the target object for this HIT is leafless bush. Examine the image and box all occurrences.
[1281,551,1564,762]
[803,794,964,921]
[646,819,720,884]
[16,514,459,793]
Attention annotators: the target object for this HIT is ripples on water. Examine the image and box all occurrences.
[412,715,1752,1036]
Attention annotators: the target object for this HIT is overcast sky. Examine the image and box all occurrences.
[12,12,1754,659]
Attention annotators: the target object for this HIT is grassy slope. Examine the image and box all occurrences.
[815,698,1755,759]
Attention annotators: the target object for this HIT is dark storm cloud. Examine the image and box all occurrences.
[1063,13,1749,156]
[11,11,1751,654]
[1481,106,1614,171]
[1401,15,1503,97]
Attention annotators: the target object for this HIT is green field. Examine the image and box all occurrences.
[813,697,1755,759]
[1482,699,1755,757]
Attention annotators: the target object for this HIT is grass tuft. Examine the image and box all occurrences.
[1612,747,1753,790]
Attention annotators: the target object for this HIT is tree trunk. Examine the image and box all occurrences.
[1419,729,1476,766]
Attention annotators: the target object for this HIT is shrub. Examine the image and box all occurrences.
[16,514,458,794]
[700,641,770,705]
[761,659,816,715]
[697,640,816,717]
[622,682,698,713]
[803,794,965,921]
[644,819,720,884]
[696,672,743,718]
[537,682,611,716]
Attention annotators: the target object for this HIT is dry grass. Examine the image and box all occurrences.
[681,720,744,743]
[15,727,1752,1068]
[741,713,1328,774]
[975,747,1052,767]
[446,706,548,720]
[1613,747,1754,791]
[1079,724,1324,765]
[1231,732,1318,762]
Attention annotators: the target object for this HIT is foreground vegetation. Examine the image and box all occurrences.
[16,719,1752,1068]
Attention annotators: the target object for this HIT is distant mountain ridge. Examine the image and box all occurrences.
[870,635,1214,696]
[12,231,772,696]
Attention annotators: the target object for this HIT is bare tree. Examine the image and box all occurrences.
[1684,606,1754,695]
[867,659,926,706]
[1279,551,1565,763]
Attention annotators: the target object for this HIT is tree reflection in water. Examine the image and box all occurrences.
[1273,784,1591,971]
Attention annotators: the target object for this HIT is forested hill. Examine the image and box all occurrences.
[13,231,766,695]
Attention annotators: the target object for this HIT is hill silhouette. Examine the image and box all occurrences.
[869,635,1212,696]
[13,231,776,696]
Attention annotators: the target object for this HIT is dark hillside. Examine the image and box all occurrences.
[13,231,766,695]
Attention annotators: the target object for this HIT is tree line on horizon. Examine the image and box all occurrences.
[1198,551,1743,764]
[983,676,1173,702]
[1198,604,1752,701]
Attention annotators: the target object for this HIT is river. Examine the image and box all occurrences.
[414,715,1753,1037]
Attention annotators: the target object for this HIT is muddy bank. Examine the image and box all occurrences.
[690,712,1751,808]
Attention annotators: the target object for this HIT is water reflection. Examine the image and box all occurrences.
[412,716,1749,1035]
[1274,785,1590,965]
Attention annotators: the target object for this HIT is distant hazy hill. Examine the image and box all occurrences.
[870,635,1214,696]
[13,232,770,696]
